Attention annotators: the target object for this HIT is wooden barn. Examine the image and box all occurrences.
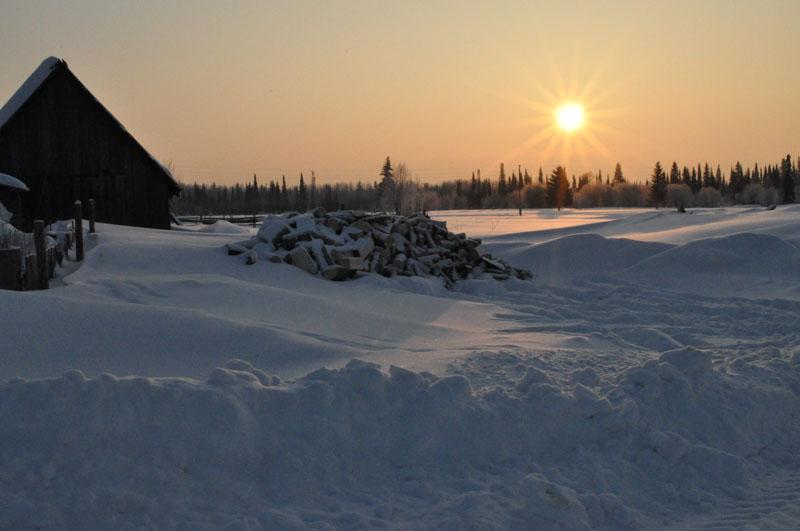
[0,57,180,231]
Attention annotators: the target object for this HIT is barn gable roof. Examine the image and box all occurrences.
[0,57,180,195]
[0,57,62,132]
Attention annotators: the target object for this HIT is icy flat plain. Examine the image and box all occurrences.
[2,206,799,529]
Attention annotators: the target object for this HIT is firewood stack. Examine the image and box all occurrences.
[226,208,531,288]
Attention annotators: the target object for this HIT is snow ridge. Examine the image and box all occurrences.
[2,348,798,529]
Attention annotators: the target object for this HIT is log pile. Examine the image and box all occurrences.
[226,208,531,288]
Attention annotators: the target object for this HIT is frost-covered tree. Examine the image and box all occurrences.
[574,182,614,208]
[666,183,693,208]
[695,186,722,207]
[391,161,411,214]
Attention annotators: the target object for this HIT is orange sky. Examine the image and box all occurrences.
[1,1,798,185]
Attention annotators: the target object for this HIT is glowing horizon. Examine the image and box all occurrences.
[0,2,798,186]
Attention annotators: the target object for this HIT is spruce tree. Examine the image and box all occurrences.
[682,166,691,186]
[690,167,699,193]
[498,163,507,195]
[669,162,680,184]
[730,162,744,197]
[381,157,393,180]
[613,162,625,185]
[297,173,308,211]
[770,163,782,190]
[547,166,571,210]
[470,172,480,209]
[781,154,795,203]
[650,161,667,208]
[379,156,395,206]
[310,171,317,209]
[703,163,712,188]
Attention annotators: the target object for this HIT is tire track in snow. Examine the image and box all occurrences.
[670,472,800,530]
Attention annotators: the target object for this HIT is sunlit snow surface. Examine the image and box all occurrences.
[2,207,800,529]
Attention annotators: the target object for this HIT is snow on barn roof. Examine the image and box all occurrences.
[0,172,29,191]
[0,57,179,191]
[0,57,62,131]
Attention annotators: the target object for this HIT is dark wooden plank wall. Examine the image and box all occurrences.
[0,66,174,230]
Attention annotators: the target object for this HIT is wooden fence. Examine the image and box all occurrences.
[0,198,94,291]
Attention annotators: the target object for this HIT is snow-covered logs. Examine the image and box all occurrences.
[226,208,532,287]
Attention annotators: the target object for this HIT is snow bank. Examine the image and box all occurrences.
[623,232,800,298]
[1,222,498,380]
[0,172,29,192]
[2,351,798,529]
[4,208,800,528]
[0,200,12,223]
[495,233,670,279]
[196,219,252,234]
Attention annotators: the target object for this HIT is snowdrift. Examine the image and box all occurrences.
[623,232,800,298]
[2,351,798,529]
[495,233,670,279]
[4,207,800,528]
[196,219,252,234]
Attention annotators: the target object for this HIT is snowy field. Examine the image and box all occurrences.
[2,206,800,529]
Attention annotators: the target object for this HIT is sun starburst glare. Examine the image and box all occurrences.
[480,44,633,175]
[556,103,585,132]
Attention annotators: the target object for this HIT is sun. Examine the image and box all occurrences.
[480,50,624,171]
[555,103,585,132]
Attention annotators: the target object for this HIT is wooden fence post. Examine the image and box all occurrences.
[0,248,22,291]
[47,246,56,277]
[88,198,96,233]
[74,201,84,262]
[24,254,37,291]
[65,232,72,259]
[33,220,48,290]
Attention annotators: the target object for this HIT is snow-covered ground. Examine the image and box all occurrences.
[2,206,800,529]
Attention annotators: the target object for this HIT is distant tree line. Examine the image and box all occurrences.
[171,155,799,216]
